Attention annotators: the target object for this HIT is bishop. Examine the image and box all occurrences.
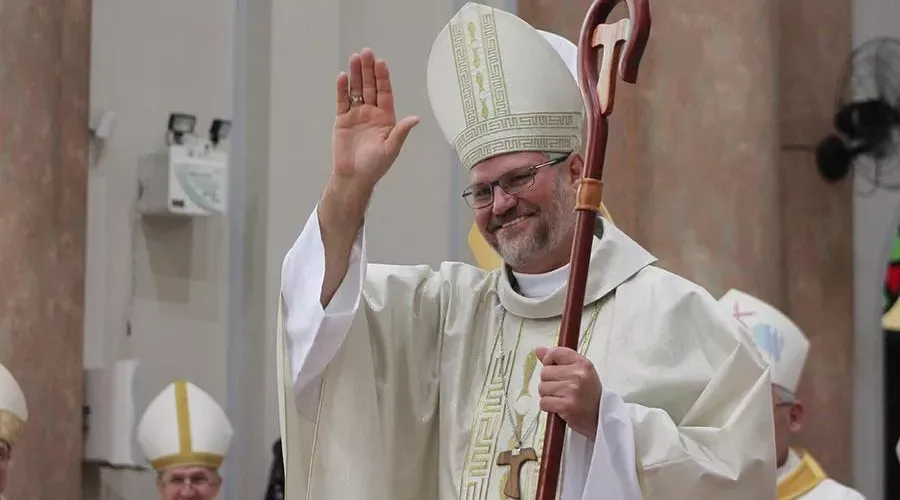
[276,3,777,499]
[137,380,233,500]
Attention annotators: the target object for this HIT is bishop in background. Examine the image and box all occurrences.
[276,3,777,499]
[719,290,866,500]
[137,380,234,500]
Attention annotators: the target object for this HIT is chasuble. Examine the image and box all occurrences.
[275,209,777,500]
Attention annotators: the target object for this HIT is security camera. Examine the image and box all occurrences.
[167,113,197,145]
[209,119,231,147]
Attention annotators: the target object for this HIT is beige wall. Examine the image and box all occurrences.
[85,0,234,498]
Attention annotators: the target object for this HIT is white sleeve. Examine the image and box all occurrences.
[280,205,367,419]
[562,390,643,500]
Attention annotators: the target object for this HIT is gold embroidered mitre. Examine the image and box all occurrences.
[0,362,27,447]
[426,2,583,170]
[136,380,233,471]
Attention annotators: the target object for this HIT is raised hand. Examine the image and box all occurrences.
[333,48,420,190]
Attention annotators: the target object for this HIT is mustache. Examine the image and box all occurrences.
[489,207,539,232]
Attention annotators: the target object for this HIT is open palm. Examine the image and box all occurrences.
[333,49,419,187]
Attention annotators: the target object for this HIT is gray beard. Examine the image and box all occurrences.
[494,181,576,269]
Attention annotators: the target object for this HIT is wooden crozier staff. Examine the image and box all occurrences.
[534,1,651,498]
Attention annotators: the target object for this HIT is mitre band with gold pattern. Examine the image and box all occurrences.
[0,362,27,447]
[426,2,583,170]
[136,380,233,471]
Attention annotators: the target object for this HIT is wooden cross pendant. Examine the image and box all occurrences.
[496,447,538,499]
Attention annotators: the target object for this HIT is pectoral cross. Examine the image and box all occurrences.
[497,447,538,499]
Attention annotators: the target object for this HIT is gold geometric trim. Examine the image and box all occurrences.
[0,411,24,446]
[479,9,510,118]
[451,112,581,153]
[460,134,580,171]
[150,451,224,471]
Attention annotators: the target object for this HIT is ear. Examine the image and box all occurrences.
[789,400,805,433]
[565,153,584,184]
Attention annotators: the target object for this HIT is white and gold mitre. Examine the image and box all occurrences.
[427,2,583,170]
[0,362,27,447]
[136,380,233,471]
[718,289,810,395]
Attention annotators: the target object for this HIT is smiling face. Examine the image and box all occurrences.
[467,151,582,274]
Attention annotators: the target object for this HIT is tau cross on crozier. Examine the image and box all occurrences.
[497,446,538,499]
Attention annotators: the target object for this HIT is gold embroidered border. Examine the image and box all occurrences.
[459,310,525,499]
[479,9,509,118]
[450,5,510,129]
[450,18,477,127]
[459,303,603,500]
[451,112,580,154]
[461,134,580,170]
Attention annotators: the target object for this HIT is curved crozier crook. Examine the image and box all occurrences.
[577,0,651,116]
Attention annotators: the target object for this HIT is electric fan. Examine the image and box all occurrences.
[816,37,900,188]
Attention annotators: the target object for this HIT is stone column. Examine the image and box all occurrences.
[778,0,853,483]
[0,0,91,497]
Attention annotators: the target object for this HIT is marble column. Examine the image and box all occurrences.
[519,0,854,483]
[0,0,91,498]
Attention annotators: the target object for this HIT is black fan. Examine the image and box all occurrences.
[816,37,900,188]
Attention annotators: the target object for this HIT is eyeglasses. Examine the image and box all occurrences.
[461,154,570,209]
[161,472,216,490]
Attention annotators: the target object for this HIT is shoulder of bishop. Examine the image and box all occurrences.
[618,264,715,304]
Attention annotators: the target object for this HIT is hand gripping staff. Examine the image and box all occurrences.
[534,1,651,499]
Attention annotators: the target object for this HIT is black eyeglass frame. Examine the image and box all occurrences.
[460,153,571,209]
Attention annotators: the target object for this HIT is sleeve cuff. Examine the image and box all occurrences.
[561,390,643,500]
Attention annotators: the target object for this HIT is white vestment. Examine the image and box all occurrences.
[776,449,866,500]
[276,208,777,500]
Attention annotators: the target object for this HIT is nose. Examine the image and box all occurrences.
[178,487,198,499]
[491,185,517,215]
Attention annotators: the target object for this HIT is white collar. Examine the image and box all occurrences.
[498,218,656,319]
[511,264,570,299]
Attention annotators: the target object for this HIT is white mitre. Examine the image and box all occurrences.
[136,380,233,471]
[538,29,578,82]
[718,289,810,396]
[0,362,27,447]
[427,2,583,170]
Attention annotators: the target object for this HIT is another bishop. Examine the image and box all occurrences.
[137,380,233,500]
[719,289,866,500]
